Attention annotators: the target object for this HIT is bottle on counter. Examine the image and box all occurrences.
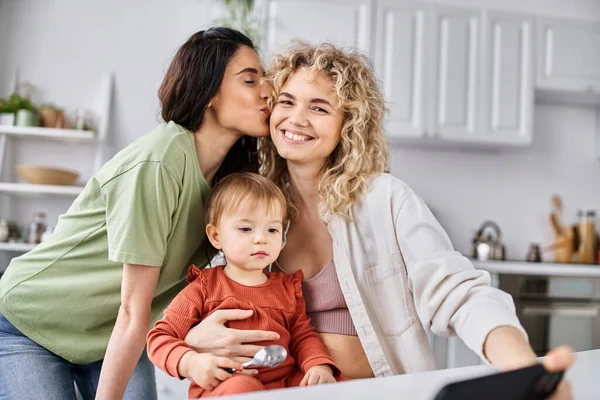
[28,212,47,245]
[597,234,600,265]
[526,243,542,262]
[577,209,597,264]
[594,228,600,264]
[0,219,8,242]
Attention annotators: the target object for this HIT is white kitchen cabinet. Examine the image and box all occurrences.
[537,18,600,93]
[374,4,533,147]
[375,1,429,139]
[261,0,373,60]
[480,11,533,146]
[430,6,481,141]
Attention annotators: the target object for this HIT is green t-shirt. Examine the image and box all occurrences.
[0,121,212,364]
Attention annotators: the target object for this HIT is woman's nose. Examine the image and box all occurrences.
[259,80,269,102]
[290,107,309,127]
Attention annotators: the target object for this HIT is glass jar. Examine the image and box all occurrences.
[577,209,596,264]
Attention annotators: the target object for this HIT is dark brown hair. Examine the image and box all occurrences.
[159,27,259,182]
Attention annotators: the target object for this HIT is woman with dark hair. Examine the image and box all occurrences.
[0,27,273,400]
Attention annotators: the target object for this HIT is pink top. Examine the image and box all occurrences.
[301,260,358,336]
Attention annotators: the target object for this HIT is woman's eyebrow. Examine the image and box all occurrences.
[280,92,295,99]
[311,98,333,107]
[280,92,332,107]
[235,67,259,75]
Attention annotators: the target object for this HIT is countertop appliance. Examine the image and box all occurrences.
[472,220,506,261]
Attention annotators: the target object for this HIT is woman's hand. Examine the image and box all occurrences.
[484,326,574,399]
[543,346,575,400]
[184,309,280,363]
[299,365,336,386]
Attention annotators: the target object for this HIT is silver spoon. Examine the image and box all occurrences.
[225,345,287,373]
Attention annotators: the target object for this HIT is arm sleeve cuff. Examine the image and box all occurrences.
[301,355,342,377]
[165,346,194,379]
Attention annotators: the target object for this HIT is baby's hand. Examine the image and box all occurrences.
[187,353,242,391]
[300,365,336,386]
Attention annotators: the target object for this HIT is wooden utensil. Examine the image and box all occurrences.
[548,194,575,263]
[550,194,564,234]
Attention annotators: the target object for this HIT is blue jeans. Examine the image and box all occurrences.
[0,313,157,400]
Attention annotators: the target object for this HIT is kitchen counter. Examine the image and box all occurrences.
[473,260,600,279]
[219,349,600,400]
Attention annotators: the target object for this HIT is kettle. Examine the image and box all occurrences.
[472,220,506,261]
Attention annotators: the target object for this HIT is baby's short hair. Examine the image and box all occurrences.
[205,172,287,226]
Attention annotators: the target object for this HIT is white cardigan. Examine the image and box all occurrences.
[326,173,525,377]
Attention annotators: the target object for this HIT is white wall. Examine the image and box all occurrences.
[0,1,10,96]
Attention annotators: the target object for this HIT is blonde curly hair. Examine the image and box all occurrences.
[259,42,388,220]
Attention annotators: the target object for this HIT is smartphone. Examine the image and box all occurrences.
[434,364,564,400]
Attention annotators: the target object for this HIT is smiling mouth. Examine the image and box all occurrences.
[282,129,314,142]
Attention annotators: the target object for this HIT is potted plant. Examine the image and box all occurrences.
[218,0,261,49]
[14,93,39,127]
[0,93,40,127]
[0,98,16,126]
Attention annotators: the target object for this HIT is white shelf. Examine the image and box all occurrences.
[0,242,36,252]
[473,259,600,279]
[0,182,83,196]
[0,125,95,141]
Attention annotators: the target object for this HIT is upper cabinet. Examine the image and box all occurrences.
[480,11,533,145]
[430,6,481,141]
[537,18,600,93]
[261,0,373,60]
[375,1,428,139]
[373,3,533,147]
[259,1,598,149]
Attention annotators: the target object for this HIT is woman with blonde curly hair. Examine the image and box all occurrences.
[184,41,573,395]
